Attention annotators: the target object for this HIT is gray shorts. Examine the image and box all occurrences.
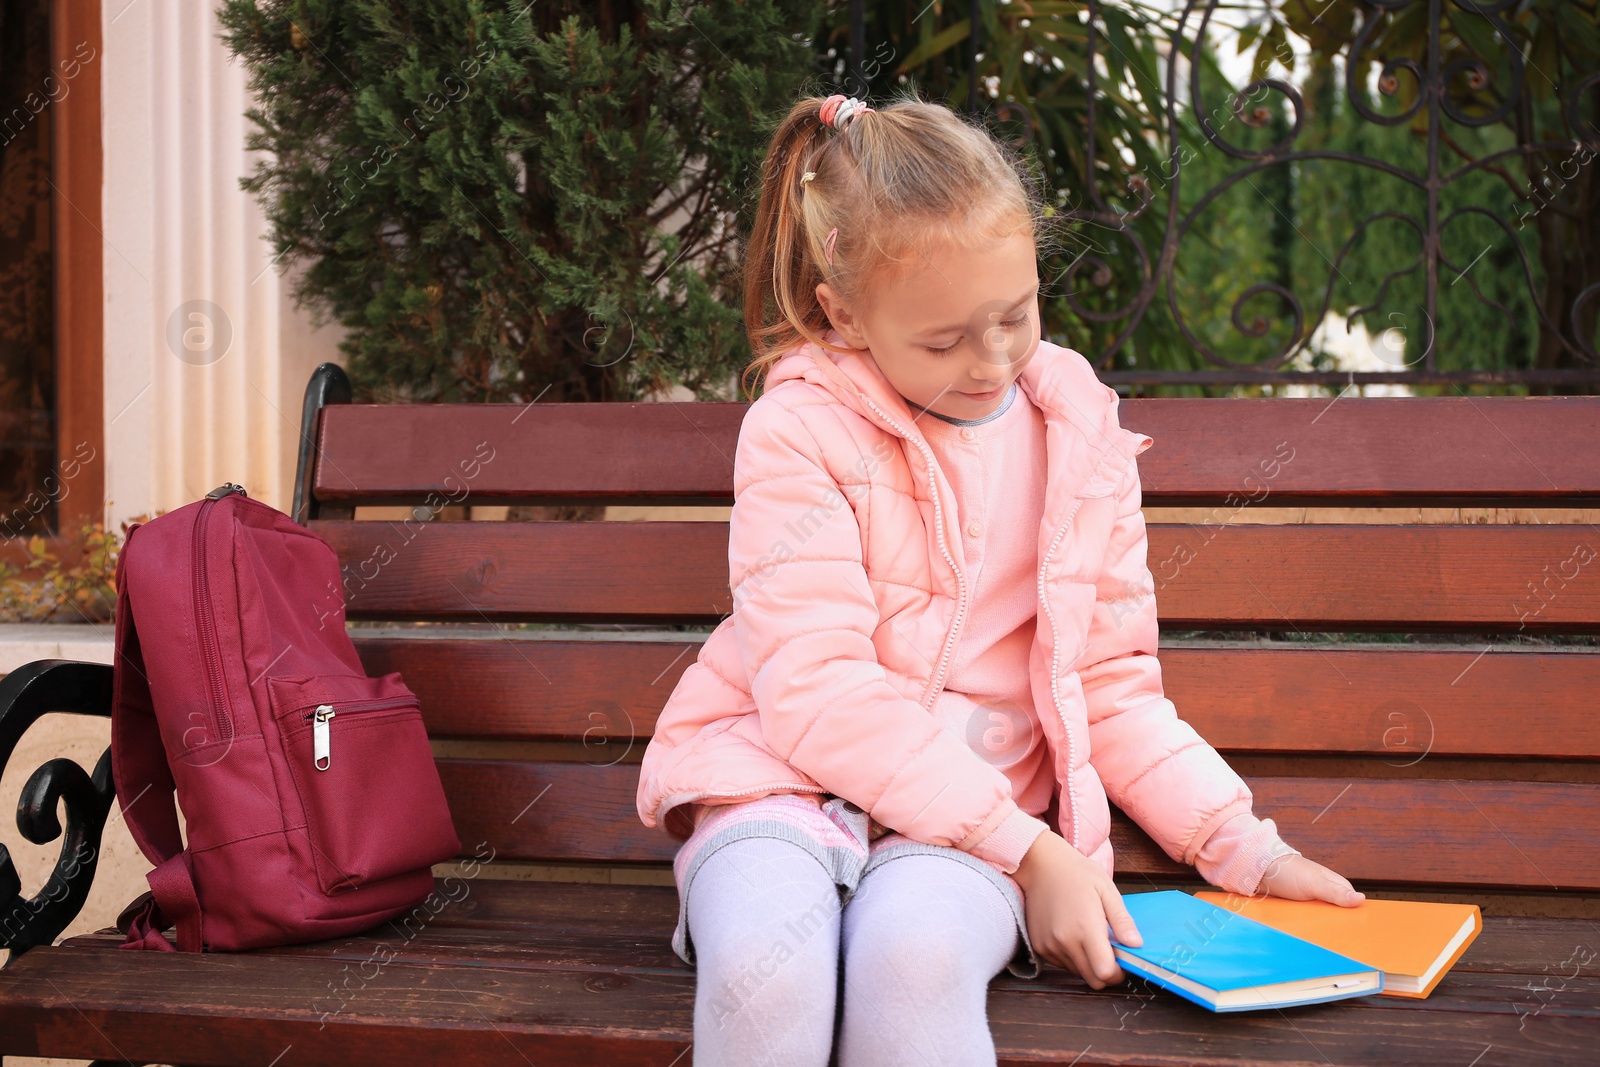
[670,792,1040,980]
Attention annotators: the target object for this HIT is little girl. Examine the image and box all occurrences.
[636,92,1365,1067]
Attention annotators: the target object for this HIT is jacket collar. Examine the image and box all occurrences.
[763,328,1105,445]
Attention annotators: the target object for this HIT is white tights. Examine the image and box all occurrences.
[685,835,1019,1067]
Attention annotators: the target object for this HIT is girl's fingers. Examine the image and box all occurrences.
[1050,938,1093,988]
[1082,930,1125,987]
[1068,943,1109,989]
[1322,868,1365,906]
[1086,884,1136,986]
[1274,857,1365,906]
[1050,934,1126,990]
[1098,882,1143,947]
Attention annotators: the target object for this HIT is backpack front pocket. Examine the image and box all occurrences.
[268,672,461,895]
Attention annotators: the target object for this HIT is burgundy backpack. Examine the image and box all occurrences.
[111,483,461,952]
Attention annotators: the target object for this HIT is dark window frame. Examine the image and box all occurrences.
[0,0,102,570]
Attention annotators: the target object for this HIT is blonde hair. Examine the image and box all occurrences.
[739,91,1047,401]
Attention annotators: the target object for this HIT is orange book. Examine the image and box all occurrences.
[1193,892,1482,999]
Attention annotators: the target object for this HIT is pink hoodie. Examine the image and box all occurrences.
[636,330,1263,884]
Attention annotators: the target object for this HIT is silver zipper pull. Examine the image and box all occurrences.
[312,704,336,770]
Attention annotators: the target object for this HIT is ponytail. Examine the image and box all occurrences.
[739,91,1044,401]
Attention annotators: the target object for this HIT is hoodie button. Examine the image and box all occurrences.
[968,521,982,537]
[960,427,976,441]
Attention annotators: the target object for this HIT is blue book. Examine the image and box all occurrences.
[1110,891,1384,1012]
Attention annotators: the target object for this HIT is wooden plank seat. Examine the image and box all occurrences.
[1,367,1598,1065]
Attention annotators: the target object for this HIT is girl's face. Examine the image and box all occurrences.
[815,227,1042,422]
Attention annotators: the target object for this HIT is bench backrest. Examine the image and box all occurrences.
[294,379,1600,901]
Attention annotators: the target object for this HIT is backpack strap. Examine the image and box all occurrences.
[116,854,202,953]
[110,526,204,952]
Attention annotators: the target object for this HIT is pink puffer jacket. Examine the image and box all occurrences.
[635,331,1256,880]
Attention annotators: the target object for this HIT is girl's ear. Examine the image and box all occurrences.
[816,282,870,349]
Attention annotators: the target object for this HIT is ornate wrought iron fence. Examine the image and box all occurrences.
[844,0,1600,389]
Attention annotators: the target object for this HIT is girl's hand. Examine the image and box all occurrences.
[1013,830,1143,989]
[1256,854,1365,907]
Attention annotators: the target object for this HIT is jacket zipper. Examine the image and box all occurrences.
[668,387,1097,836]
[857,394,970,710]
[300,693,422,772]
[192,484,246,748]
[869,382,1104,851]
[1036,495,1088,848]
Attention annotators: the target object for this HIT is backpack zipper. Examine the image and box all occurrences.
[311,705,336,770]
[192,483,247,749]
[302,693,422,772]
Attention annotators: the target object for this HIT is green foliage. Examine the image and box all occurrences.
[823,1,1599,389]
[1250,0,1600,383]
[222,0,1596,398]
[1163,61,1541,380]
[0,516,149,624]
[219,0,825,403]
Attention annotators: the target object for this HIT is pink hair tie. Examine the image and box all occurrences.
[819,94,873,131]
[823,227,839,266]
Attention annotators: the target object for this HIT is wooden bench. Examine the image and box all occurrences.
[2,363,1598,1065]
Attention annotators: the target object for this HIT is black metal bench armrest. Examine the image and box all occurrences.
[0,660,116,961]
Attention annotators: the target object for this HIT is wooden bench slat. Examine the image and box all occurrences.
[440,761,1600,890]
[1121,396,1600,507]
[364,638,1600,759]
[1160,647,1600,760]
[320,519,728,623]
[57,923,695,978]
[440,759,677,864]
[1150,524,1600,632]
[6,920,1598,1066]
[51,922,1600,1035]
[1110,776,1600,892]
[318,520,1600,631]
[312,397,1600,508]
[61,880,1591,977]
[316,401,740,509]
[0,948,694,1066]
[358,637,689,742]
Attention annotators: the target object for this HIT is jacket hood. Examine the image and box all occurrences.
[764,329,1112,449]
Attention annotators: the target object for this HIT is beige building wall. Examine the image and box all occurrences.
[99,0,344,532]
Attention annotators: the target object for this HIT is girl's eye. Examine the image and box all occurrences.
[922,314,1030,355]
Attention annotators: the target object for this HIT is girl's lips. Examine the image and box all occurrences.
[962,386,1003,400]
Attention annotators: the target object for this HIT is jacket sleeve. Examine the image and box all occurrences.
[1077,413,1257,867]
[728,398,1023,854]
[1193,811,1303,895]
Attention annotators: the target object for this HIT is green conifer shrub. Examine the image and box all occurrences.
[220,0,825,403]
